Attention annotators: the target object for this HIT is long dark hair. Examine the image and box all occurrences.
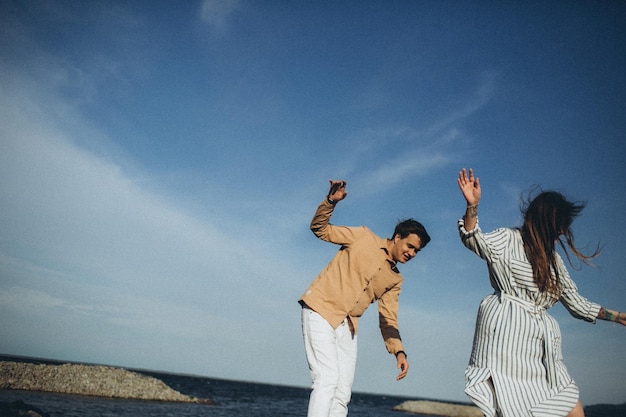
[520,190,600,296]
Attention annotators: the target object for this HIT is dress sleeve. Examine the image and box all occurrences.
[556,254,601,322]
[458,217,510,264]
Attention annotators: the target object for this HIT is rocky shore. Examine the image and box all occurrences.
[2,359,624,417]
[0,361,211,404]
[394,400,482,417]
[393,399,626,417]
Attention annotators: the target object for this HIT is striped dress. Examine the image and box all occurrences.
[458,219,601,417]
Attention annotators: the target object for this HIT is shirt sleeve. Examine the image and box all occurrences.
[377,284,404,355]
[310,199,364,245]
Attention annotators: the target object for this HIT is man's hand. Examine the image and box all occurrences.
[395,352,409,381]
[327,179,347,203]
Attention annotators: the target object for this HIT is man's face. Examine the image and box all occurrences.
[391,233,422,264]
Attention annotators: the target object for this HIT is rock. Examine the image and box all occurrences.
[394,399,626,417]
[0,361,211,404]
[393,400,482,417]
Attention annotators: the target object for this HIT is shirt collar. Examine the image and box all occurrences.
[381,245,399,273]
[380,239,400,274]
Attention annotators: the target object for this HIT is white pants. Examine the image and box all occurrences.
[301,306,358,417]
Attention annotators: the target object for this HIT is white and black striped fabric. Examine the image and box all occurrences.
[458,219,601,417]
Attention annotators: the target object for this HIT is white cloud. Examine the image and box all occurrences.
[199,0,242,35]
[0,69,304,364]
[358,152,451,194]
[338,75,496,196]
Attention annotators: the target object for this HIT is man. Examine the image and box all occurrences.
[299,179,431,417]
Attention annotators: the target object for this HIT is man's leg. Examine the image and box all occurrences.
[329,318,357,417]
[302,306,340,417]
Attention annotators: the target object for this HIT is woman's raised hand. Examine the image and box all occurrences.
[458,168,481,206]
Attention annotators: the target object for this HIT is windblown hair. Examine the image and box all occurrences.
[520,190,600,296]
[393,219,431,248]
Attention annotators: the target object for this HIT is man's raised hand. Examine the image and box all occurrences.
[328,180,348,203]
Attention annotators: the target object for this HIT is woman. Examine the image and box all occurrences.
[457,168,625,417]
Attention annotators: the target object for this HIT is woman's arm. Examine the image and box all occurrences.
[463,205,479,231]
[558,255,625,326]
[457,168,481,231]
[598,307,626,326]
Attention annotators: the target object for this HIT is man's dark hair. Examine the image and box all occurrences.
[393,219,431,248]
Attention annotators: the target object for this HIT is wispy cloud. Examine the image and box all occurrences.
[358,152,452,192]
[344,75,496,194]
[199,0,242,35]
[0,286,91,313]
[421,72,496,140]
[0,68,293,307]
[0,67,314,380]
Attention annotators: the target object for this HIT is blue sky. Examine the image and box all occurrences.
[1,0,625,406]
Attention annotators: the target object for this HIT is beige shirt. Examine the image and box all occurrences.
[299,199,405,355]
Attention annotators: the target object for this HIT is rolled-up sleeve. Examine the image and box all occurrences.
[378,285,404,354]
